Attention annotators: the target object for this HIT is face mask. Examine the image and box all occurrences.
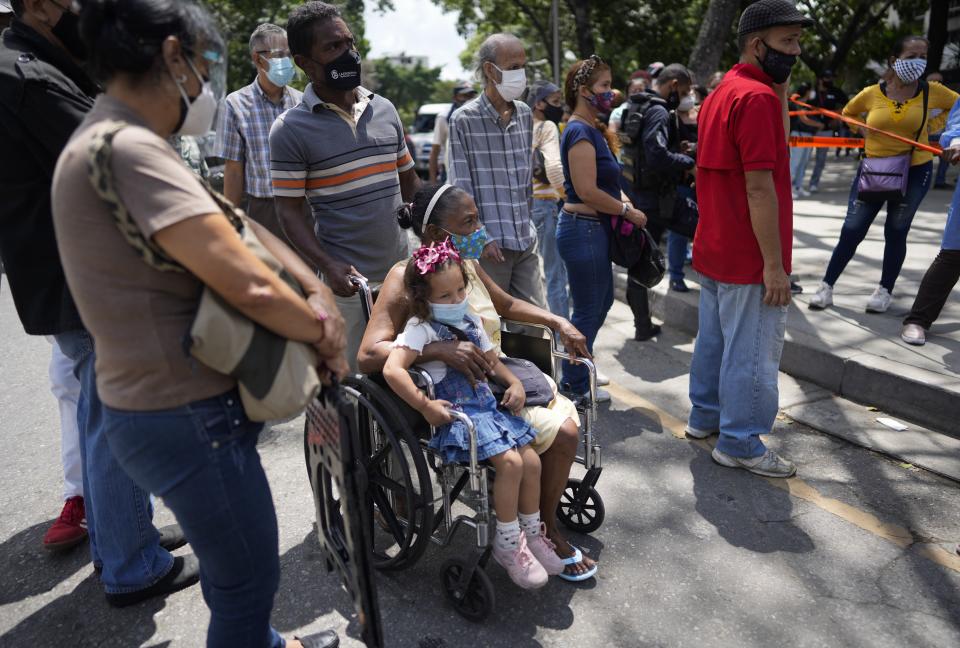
[492,64,527,102]
[665,89,681,111]
[678,94,696,112]
[429,296,469,326]
[444,226,489,260]
[588,90,615,113]
[758,40,797,84]
[543,103,564,124]
[264,56,295,87]
[324,48,362,90]
[893,58,927,84]
[51,7,87,61]
[172,58,218,136]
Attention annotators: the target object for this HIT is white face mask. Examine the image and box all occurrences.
[172,58,219,136]
[678,94,696,112]
[491,64,527,102]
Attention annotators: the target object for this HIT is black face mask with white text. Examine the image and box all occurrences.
[323,48,362,90]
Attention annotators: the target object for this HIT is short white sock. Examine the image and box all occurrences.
[495,519,521,552]
[518,511,541,538]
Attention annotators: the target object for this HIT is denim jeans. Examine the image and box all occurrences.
[688,278,788,458]
[667,231,689,282]
[789,132,813,191]
[557,211,613,394]
[808,129,833,188]
[823,161,933,292]
[54,328,173,594]
[103,390,284,648]
[531,198,569,317]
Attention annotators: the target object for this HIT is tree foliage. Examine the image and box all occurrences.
[368,57,445,126]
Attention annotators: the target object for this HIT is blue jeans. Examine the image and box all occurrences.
[823,161,933,291]
[688,278,788,458]
[54,329,173,594]
[808,129,832,188]
[557,211,613,394]
[103,390,284,648]
[789,132,813,191]
[667,231,689,282]
[531,198,570,317]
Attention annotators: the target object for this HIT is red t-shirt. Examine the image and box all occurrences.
[693,63,792,284]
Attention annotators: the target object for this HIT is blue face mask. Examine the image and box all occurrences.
[264,56,295,87]
[430,296,469,326]
[444,226,489,260]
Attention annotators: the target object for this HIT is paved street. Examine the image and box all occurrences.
[2,247,960,646]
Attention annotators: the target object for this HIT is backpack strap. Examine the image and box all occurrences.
[913,80,930,146]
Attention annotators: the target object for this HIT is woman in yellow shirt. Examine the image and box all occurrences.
[809,35,959,313]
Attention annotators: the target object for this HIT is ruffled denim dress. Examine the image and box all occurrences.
[426,320,537,464]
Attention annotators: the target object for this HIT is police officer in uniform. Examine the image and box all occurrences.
[1,0,198,605]
[619,63,696,340]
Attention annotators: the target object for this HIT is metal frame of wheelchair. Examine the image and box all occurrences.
[342,277,605,621]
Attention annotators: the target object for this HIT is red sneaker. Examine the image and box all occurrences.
[43,496,88,551]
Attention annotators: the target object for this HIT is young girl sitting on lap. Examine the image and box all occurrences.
[383,239,565,589]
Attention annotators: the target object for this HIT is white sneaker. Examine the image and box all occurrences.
[596,371,610,387]
[808,184,819,193]
[798,187,811,197]
[900,323,926,346]
[866,286,892,313]
[808,281,833,310]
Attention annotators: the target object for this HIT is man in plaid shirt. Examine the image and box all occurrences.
[448,33,546,307]
[216,23,302,239]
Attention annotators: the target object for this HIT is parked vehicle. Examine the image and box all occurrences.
[408,102,451,177]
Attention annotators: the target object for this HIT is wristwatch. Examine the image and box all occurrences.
[619,202,629,217]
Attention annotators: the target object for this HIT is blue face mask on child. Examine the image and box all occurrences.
[430,296,469,326]
[444,226,489,260]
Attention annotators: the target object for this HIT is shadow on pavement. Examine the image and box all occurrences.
[0,519,90,605]
[0,572,164,647]
[689,444,815,555]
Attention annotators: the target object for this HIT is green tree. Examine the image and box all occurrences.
[368,56,445,126]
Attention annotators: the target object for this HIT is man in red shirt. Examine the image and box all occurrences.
[686,0,812,478]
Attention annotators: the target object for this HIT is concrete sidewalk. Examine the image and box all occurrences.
[624,156,960,437]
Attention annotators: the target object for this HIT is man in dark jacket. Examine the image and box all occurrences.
[619,63,695,340]
[0,0,196,605]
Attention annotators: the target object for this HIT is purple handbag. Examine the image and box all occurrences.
[857,82,929,201]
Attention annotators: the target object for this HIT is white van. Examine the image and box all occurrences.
[409,102,451,176]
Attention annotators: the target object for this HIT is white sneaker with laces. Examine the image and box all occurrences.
[900,323,926,346]
[866,286,892,313]
[808,281,833,310]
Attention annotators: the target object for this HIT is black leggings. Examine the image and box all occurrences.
[903,249,960,330]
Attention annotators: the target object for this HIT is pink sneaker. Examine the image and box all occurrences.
[492,533,548,589]
[525,525,565,576]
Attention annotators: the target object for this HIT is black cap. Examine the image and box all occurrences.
[452,80,477,96]
[738,0,813,36]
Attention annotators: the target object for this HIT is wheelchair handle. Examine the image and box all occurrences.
[349,275,374,322]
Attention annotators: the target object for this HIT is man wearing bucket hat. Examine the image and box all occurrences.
[686,0,812,478]
[429,80,477,183]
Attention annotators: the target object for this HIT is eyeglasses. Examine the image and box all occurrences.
[256,48,292,59]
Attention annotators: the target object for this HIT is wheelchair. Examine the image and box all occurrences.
[338,276,605,621]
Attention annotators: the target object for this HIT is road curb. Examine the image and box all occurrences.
[613,270,960,437]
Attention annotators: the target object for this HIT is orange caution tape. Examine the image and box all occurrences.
[789,136,865,148]
[789,95,942,154]
[788,110,825,116]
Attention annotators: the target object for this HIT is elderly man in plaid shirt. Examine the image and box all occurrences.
[448,33,546,307]
[216,23,302,239]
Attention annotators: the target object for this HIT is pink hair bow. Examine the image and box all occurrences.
[413,238,462,275]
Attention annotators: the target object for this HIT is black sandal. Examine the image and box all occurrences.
[294,630,339,648]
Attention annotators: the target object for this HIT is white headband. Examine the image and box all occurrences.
[424,184,455,226]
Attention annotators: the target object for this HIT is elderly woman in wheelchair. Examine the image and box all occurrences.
[357,184,603,596]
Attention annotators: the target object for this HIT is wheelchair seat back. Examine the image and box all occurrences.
[499,330,555,379]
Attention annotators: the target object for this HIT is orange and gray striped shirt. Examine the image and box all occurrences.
[269,85,413,281]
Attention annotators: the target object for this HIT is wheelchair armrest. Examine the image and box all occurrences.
[349,275,375,323]
[406,366,436,399]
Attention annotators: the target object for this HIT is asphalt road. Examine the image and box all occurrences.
[1,278,959,648]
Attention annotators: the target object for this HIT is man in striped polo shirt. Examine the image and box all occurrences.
[271,2,420,369]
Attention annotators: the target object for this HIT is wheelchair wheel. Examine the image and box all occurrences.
[557,478,605,534]
[440,557,495,622]
[343,376,433,571]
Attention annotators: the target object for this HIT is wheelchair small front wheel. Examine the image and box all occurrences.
[440,557,495,622]
[557,478,605,533]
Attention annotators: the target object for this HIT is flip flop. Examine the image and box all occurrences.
[557,546,598,582]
